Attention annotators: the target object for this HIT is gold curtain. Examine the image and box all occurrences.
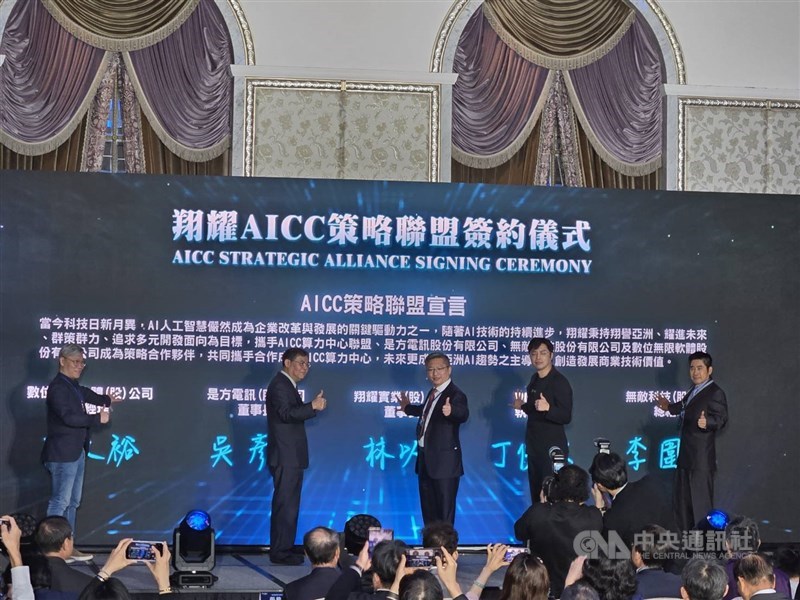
[575,120,660,190]
[483,0,634,69]
[140,110,229,176]
[1,116,88,171]
[452,120,542,186]
[41,0,200,51]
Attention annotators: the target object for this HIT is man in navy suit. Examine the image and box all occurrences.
[734,554,792,600]
[657,351,728,531]
[632,525,683,598]
[284,527,341,600]
[399,352,469,526]
[267,348,327,565]
[41,344,121,562]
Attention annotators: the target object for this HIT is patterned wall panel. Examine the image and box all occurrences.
[244,78,440,182]
[679,98,800,194]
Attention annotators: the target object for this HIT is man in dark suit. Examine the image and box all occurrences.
[734,554,792,600]
[681,558,729,600]
[399,352,469,526]
[723,517,793,600]
[633,525,683,598]
[34,516,95,594]
[656,351,728,531]
[41,344,121,562]
[514,465,603,598]
[589,452,676,546]
[267,348,327,565]
[285,527,341,600]
[325,539,408,600]
[512,337,573,503]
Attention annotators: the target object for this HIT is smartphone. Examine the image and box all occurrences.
[367,527,394,556]
[504,546,530,562]
[404,547,442,568]
[125,540,163,561]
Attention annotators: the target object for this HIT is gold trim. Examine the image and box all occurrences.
[227,0,256,65]
[243,78,441,181]
[642,0,686,85]
[677,96,800,190]
[430,0,472,73]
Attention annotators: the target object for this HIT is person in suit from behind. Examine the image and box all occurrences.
[325,539,408,600]
[734,554,792,600]
[722,517,792,600]
[267,348,328,565]
[512,337,573,504]
[42,344,122,562]
[656,351,728,531]
[398,352,469,526]
[514,465,603,598]
[284,527,341,600]
[34,516,95,594]
[589,452,676,546]
[681,558,729,600]
[632,525,683,599]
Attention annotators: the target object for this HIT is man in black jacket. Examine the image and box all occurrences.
[285,527,341,600]
[513,337,573,503]
[34,516,95,593]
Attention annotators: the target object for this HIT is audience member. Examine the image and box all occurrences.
[734,554,790,600]
[514,465,602,597]
[561,582,602,600]
[1,515,35,600]
[285,527,341,600]
[422,522,459,599]
[723,517,792,600]
[632,525,683,598]
[35,516,95,595]
[496,553,549,600]
[464,544,510,600]
[399,570,445,600]
[681,558,728,600]
[589,453,675,545]
[325,539,408,600]
[580,556,639,600]
[773,548,799,600]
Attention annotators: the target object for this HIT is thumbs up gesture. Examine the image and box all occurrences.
[698,410,707,430]
[442,397,452,417]
[534,393,550,412]
[311,390,327,411]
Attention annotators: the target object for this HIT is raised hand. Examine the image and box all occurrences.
[534,393,550,412]
[698,410,707,429]
[512,390,525,410]
[442,397,452,417]
[397,391,411,412]
[655,393,670,411]
[311,390,327,411]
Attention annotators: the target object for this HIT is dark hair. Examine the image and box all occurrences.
[1,553,51,591]
[633,524,671,568]
[498,554,549,600]
[421,521,458,554]
[527,338,553,353]
[581,557,637,600]
[303,526,339,565]
[733,553,774,586]
[681,558,728,600]
[281,347,309,364]
[424,352,450,367]
[399,569,443,600]
[774,546,800,577]
[560,582,601,600]
[550,465,591,503]
[589,453,628,490]
[78,577,132,600]
[688,351,712,368]
[725,516,760,554]
[372,540,408,587]
[34,516,72,553]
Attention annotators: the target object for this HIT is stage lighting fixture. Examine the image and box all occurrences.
[706,509,730,530]
[548,446,566,473]
[171,510,216,588]
[593,438,612,454]
[344,514,381,556]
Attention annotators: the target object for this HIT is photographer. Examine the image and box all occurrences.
[514,465,602,597]
[1,515,34,600]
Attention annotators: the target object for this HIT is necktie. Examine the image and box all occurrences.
[416,388,437,441]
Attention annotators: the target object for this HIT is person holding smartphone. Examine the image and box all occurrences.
[398,352,469,526]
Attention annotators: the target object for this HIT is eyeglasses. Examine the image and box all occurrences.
[66,358,86,366]
[291,359,310,368]
[426,366,449,373]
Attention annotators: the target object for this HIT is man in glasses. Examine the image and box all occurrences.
[266,347,327,565]
[399,352,469,526]
[41,344,122,562]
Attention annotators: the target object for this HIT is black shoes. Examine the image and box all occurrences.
[270,553,303,565]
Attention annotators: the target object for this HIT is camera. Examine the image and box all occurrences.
[504,546,529,562]
[549,446,565,473]
[125,540,163,561]
[404,547,442,568]
[593,438,612,454]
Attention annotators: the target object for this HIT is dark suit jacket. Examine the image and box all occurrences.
[266,371,318,469]
[603,474,676,546]
[284,566,341,600]
[522,367,572,454]
[324,567,393,600]
[404,381,469,479]
[635,567,682,599]
[514,501,603,597]
[724,559,793,600]
[667,381,728,471]
[46,555,95,594]
[41,373,110,463]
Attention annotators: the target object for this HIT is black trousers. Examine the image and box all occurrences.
[269,464,303,557]
[417,449,460,526]
[674,468,714,531]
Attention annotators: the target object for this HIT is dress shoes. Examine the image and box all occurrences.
[270,553,303,566]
